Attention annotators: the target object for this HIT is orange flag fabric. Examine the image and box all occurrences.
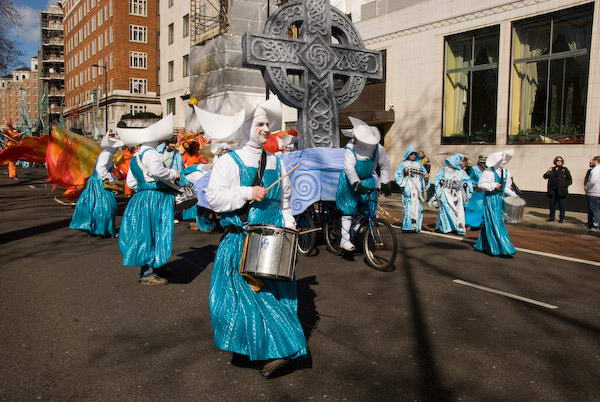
[0,136,50,164]
[46,127,101,199]
[264,129,298,154]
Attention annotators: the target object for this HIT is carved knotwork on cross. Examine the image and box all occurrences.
[242,0,383,148]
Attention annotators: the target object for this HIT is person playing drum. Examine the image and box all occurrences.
[474,150,517,257]
[202,100,307,379]
[336,117,391,251]
[69,130,123,237]
[117,116,180,285]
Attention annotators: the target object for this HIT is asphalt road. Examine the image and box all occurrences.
[1,169,600,401]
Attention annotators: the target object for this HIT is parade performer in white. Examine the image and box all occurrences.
[474,150,517,256]
[200,100,307,378]
[336,117,391,251]
[395,146,429,232]
[117,116,180,285]
[433,153,473,235]
[69,131,123,237]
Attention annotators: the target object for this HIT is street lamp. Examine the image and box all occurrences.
[92,64,108,133]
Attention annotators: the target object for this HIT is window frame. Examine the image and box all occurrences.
[441,26,500,145]
[508,4,593,145]
[129,24,148,43]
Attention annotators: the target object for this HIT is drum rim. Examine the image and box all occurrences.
[244,224,298,235]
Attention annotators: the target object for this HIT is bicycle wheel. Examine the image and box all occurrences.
[324,214,343,256]
[363,218,397,271]
[295,207,317,256]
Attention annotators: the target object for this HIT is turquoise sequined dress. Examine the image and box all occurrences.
[69,158,118,237]
[209,151,308,361]
[119,150,176,268]
[336,147,378,216]
[474,169,517,256]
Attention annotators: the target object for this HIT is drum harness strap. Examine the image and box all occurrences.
[223,150,267,238]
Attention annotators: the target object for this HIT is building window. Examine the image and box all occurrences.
[129,51,147,69]
[183,14,189,38]
[168,60,174,82]
[168,0,174,8]
[129,104,147,115]
[129,25,147,43]
[129,0,147,17]
[130,78,147,94]
[509,4,593,144]
[168,23,174,45]
[443,26,499,145]
[167,98,176,115]
[183,54,189,77]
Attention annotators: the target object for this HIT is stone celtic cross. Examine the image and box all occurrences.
[242,0,383,148]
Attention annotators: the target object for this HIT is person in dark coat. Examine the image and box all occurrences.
[543,156,572,223]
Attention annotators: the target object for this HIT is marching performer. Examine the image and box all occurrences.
[465,155,487,229]
[117,116,180,285]
[474,150,517,257]
[69,131,123,237]
[336,117,391,251]
[432,153,473,235]
[200,100,307,378]
[395,146,429,232]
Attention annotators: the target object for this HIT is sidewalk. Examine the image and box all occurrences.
[379,195,596,236]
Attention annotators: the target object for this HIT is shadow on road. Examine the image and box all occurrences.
[0,218,72,245]
[399,236,454,402]
[160,245,217,284]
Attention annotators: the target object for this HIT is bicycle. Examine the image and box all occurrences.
[294,201,338,256]
[323,190,398,271]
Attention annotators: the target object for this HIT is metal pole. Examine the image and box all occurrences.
[265,0,270,100]
[104,66,108,133]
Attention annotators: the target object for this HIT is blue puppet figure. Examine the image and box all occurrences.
[474,150,517,257]
[395,146,429,232]
[69,131,123,237]
[433,153,473,235]
[465,155,487,229]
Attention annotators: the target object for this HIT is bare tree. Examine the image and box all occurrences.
[0,0,23,74]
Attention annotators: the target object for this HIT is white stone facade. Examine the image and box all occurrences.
[159,0,191,130]
[349,0,600,194]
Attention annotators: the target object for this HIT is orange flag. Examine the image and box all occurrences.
[46,127,101,199]
[264,129,298,153]
[0,136,50,164]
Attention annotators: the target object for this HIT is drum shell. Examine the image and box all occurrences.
[241,225,298,281]
[174,185,198,213]
[503,196,526,223]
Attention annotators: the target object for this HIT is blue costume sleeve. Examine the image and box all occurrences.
[462,170,474,201]
[395,162,405,184]
[433,168,444,198]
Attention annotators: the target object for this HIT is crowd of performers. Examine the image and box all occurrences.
[53,98,520,378]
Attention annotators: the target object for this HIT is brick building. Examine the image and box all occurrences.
[62,0,161,137]
[0,59,39,131]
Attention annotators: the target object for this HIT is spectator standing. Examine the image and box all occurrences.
[585,156,600,232]
[543,156,572,223]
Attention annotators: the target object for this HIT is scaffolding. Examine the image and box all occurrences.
[191,0,229,45]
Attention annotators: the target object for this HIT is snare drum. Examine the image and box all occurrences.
[174,185,198,213]
[240,224,298,281]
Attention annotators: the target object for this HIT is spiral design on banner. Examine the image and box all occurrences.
[291,171,320,214]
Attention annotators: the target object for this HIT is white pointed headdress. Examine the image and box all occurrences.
[486,149,514,168]
[210,141,235,154]
[116,115,175,147]
[342,116,381,145]
[100,129,124,149]
[193,106,246,142]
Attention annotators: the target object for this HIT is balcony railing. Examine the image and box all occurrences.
[42,23,64,30]
[42,39,64,46]
[41,73,64,80]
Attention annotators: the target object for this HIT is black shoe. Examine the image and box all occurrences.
[546,218,555,222]
[558,219,564,223]
[260,358,289,378]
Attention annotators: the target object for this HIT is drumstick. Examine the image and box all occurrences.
[265,163,301,191]
[249,163,301,204]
